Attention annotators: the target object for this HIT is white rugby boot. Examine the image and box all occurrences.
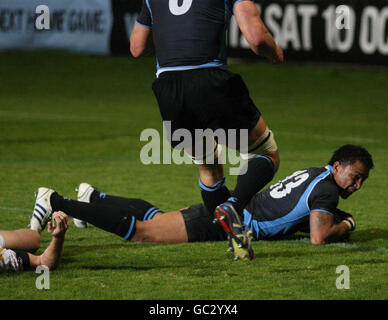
[30,187,55,233]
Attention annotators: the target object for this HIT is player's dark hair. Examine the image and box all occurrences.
[328,145,374,170]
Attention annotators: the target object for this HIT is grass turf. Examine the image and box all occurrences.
[0,51,387,299]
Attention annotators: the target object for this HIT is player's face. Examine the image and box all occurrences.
[333,160,369,199]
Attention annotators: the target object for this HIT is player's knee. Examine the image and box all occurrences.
[133,232,160,243]
[146,233,163,243]
[310,236,326,245]
[142,225,164,242]
[241,126,279,168]
[185,139,222,165]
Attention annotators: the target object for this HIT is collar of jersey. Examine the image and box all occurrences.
[325,165,334,174]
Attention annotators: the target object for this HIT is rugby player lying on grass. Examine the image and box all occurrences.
[29,145,373,260]
[0,212,69,272]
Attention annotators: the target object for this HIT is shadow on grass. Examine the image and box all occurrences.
[83,264,180,271]
[63,241,186,261]
[59,229,388,270]
[265,233,311,241]
[352,229,388,242]
[263,229,388,244]
[271,257,388,273]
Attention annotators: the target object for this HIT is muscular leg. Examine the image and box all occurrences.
[247,117,280,169]
[208,117,279,260]
[0,229,40,252]
[196,163,224,187]
[198,117,279,218]
[132,210,188,243]
[51,192,168,241]
[197,163,232,214]
[229,117,279,216]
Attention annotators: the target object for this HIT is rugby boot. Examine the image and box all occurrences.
[215,202,255,260]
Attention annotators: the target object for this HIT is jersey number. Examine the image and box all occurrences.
[269,170,309,199]
[169,0,192,16]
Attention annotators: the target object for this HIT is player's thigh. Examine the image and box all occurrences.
[140,211,189,243]
[181,204,227,242]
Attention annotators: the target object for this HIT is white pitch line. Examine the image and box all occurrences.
[285,237,387,254]
[276,131,379,144]
[0,206,30,213]
[0,110,135,123]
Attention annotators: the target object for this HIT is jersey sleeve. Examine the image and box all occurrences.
[136,0,152,29]
[308,180,339,215]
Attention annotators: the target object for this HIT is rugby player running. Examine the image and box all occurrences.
[129,0,284,259]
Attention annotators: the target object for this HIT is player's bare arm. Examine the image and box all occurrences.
[234,1,283,63]
[130,23,152,58]
[29,211,69,270]
[309,211,353,245]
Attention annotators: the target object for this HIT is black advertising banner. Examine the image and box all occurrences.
[121,0,388,65]
[1,0,387,64]
[228,0,388,64]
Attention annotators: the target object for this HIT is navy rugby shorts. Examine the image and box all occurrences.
[180,203,227,242]
[152,68,261,148]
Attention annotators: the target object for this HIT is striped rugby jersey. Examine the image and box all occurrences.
[243,165,339,239]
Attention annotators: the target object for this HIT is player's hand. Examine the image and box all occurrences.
[48,211,69,238]
[272,45,284,64]
[334,208,356,231]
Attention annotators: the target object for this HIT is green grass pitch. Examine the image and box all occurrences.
[0,51,387,299]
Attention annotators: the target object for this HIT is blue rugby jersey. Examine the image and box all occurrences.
[243,165,340,239]
[136,0,251,76]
